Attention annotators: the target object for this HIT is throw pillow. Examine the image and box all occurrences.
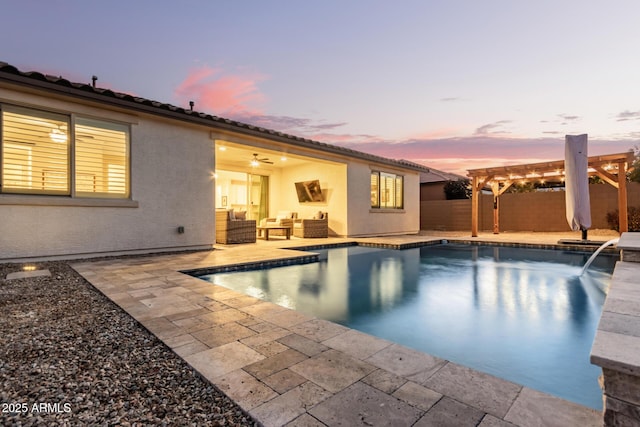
[276,211,291,221]
[235,211,246,220]
[228,209,235,221]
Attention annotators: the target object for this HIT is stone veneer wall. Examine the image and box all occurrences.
[590,232,640,426]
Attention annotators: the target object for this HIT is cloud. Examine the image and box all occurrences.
[335,136,559,161]
[174,69,352,136]
[239,114,310,130]
[408,128,462,140]
[616,110,640,122]
[172,66,636,176]
[174,66,266,116]
[332,135,637,176]
[310,122,349,130]
[474,120,512,136]
[558,114,580,121]
[556,114,581,126]
[232,114,349,137]
[303,132,384,144]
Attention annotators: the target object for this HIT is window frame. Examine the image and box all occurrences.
[1,103,132,201]
[1,105,71,195]
[74,116,131,199]
[370,170,404,209]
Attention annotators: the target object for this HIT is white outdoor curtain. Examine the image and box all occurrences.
[565,134,591,230]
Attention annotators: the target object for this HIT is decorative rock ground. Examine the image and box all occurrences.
[0,261,258,426]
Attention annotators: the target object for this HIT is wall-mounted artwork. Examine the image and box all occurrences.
[294,180,324,202]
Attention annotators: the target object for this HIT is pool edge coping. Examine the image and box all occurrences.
[69,236,609,426]
[182,238,619,277]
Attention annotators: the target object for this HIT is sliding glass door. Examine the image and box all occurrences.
[249,174,269,222]
[216,170,268,221]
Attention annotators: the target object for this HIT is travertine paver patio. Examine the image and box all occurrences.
[71,233,605,427]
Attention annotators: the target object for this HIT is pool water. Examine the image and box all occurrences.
[198,244,617,409]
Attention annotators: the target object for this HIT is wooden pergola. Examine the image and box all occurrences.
[467,151,635,237]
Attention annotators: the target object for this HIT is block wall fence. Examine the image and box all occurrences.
[420,182,640,232]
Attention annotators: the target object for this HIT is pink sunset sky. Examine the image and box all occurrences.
[2,1,639,176]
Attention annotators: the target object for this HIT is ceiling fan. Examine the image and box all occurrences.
[251,153,273,166]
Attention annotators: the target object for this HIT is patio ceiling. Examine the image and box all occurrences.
[215,140,341,171]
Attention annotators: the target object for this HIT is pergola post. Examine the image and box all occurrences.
[468,152,633,238]
[594,159,631,233]
[471,176,479,237]
[491,181,500,234]
[618,161,628,232]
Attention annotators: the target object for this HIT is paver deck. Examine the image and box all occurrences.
[71,232,608,426]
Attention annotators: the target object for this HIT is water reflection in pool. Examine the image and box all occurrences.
[198,244,616,409]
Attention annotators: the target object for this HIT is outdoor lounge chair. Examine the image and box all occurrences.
[293,212,328,238]
[215,209,256,244]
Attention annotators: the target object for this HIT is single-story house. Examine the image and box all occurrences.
[419,168,467,201]
[0,62,430,261]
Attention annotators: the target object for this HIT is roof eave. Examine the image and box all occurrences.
[0,65,429,174]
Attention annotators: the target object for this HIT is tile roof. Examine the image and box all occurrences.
[420,168,467,183]
[0,61,430,173]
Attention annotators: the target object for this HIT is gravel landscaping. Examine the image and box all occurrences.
[0,261,259,426]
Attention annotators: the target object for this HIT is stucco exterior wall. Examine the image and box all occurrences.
[280,162,348,236]
[347,162,420,237]
[0,88,215,261]
[1,82,425,259]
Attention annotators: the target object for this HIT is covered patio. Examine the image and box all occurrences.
[467,152,635,237]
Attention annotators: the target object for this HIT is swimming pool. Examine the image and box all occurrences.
[197,243,617,409]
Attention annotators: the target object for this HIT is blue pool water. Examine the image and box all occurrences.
[198,244,617,409]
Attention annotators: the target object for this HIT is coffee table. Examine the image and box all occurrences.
[256,225,291,240]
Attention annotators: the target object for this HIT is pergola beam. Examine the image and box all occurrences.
[593,166,619,188]
[467,151,634,236]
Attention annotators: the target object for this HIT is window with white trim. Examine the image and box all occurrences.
[1,105,130,198]
[371,171,403,209]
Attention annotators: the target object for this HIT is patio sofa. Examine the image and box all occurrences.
[293,212,328,238]
[215,209,256,244]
